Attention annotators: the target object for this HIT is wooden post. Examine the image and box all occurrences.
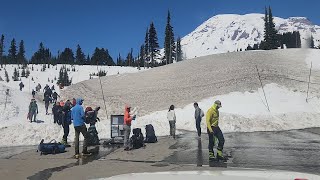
[306,62,312,102]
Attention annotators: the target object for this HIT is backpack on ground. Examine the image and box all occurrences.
[144,124,158,143]
[37,139,65,155]
[130,128,145,149]
[87,125,100,146]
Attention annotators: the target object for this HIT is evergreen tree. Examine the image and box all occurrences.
[91,48,114,66]
[21,68,26,77]
[30,42,51,64]
[176,37,183,62]
[26,68,30,78]
[75,44,85,65]
[149,22,160,67]
[59,48,74,64]
[17,40,26,65]
[164,11,175,64]
[0,35,4,65]
[85,54,91,65]
[139,45,145,67]
[144,28,149,67]
[310,35,315,48]
[268,6,278,49]
[5,69,9,82]
[12,67,19,81]
[263,7,270,50]
[57,67,64,85]
[8,38,17,64]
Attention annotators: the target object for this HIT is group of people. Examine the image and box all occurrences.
[122,100,224,160]
[165,100,225,160]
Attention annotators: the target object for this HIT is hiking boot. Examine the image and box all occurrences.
[73,154,80,159]
[217,150,225,160]
[209,151,215,160]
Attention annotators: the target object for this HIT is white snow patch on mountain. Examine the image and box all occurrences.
[181,13,320,59]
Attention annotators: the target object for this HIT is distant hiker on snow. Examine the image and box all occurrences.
[206,100,225,161]
[71,98,91,158]
[43,95,51,115]
[28,99,38,123]
[32,89,36,98]
[52,92,60,104]
[194,102,204,138]
[61,100,72,146]
[123,105,136,151]
[19,82,24,91]
[36,83,41,92]
[43,84,49,92]
[167,105,176,139]
[51,85,55,91]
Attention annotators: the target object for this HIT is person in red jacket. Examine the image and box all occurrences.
[123,105,136,150]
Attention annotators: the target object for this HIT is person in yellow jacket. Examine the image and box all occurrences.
[206,100,225,160]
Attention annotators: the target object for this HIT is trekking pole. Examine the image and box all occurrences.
[306,62,312,103]
[255,65,270,112]
[96,63,108,118]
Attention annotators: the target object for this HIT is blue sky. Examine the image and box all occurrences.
[0,0,319,60]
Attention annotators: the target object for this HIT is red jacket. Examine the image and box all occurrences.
[124,105,132,126]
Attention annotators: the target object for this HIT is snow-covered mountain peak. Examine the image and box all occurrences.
[181,13,320,59]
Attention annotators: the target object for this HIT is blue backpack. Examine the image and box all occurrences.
[37,139,65,155]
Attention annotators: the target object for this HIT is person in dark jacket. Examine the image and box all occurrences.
[43,95,51,115]
[52,92,60,104]
[194,102,204,138]
[51,85,55,91]
[19,82,24,91]
[32,89,36,98]
[61,100,72,146]
[71,98,90,158]
[28,99,38,122]
[52,102,61,124]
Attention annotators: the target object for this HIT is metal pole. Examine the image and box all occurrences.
[256,65,270,112]
[306,62,312,102]
[96,63,108,119]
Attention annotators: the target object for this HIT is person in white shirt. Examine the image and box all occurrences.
[167,105,176,139]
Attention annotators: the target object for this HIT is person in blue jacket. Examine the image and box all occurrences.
[71,98,90,158]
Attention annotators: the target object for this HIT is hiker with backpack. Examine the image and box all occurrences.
[61,100,72,146]
[28,98,38,123]
[167,105,176,139]
[85,106,101,146]
[71,98,91,158]
[43,94,51,115]
[194,102,205,138]
[124,105,136,151]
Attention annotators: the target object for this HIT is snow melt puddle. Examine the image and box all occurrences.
[132,83,320,135]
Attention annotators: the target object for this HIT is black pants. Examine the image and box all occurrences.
[62,124,69,142]
[45,103,49,113]
[74,125,88,155]
[196,119,201,137]
[207,126,225,152]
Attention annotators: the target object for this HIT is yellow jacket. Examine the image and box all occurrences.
[206,104,219,133]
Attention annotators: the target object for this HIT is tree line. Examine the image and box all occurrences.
[0,11,183,68]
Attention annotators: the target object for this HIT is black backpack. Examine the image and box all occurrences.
[37,139,65,155]
[87,125,100,146]
[130,128,145,149]
[144,124,158,143]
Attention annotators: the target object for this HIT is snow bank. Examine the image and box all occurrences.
[132,83,320,135]
[0,65,147,147]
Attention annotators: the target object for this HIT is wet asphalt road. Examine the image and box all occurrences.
[165,128,320,175]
